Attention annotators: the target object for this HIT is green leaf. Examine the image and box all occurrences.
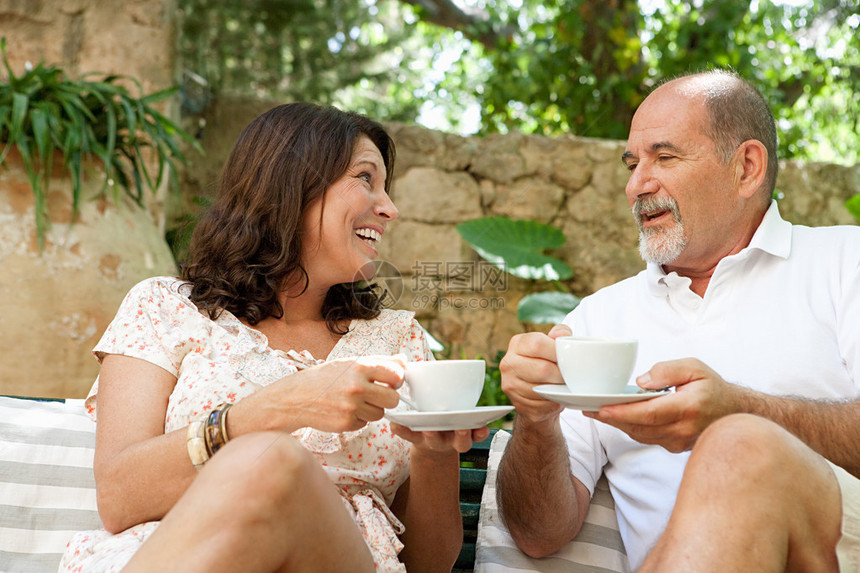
[140,85,179,104]
[29,106,51,164]
[104,99,117,155]
[0,36,7,73]
[9,92,28,142]
[516,291,580,324]
[456,216,573,281]
[421,327,445,353]
[119,97,137,137]
[847,195,860,223]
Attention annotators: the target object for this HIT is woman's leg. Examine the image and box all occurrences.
[123,432,375,573]
[640,414,842,573]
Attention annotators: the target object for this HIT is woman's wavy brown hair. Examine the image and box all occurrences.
[180,103,395,333]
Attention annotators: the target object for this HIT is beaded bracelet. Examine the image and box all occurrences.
[204,403,233,456]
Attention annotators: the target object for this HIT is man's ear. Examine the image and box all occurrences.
[733,139,768,199]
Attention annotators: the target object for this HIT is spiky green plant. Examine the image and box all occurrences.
[0,37,201,249]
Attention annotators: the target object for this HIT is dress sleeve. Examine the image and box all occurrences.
[92,277,203,377]
[400,317,435,362]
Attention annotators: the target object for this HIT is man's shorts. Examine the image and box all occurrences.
[830,461,860,572]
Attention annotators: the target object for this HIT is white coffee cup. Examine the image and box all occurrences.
[555,337,638,395]
[404,359,485,412]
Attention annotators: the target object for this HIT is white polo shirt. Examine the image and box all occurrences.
[560,201,860,570]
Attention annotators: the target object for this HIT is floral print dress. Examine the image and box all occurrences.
[60,277,432,573]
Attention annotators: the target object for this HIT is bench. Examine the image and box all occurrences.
[455,428,496,572]
[0,396,495,572]
[2,397,629,573]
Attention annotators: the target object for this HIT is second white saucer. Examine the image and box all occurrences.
[534,385,669,411]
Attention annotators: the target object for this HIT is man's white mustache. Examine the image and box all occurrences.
[633,197,681,228]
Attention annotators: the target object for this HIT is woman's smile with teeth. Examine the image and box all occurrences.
[355,227,381,244]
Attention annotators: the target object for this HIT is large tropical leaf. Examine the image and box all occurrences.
[456,216,573,281]
[516,291,580,324]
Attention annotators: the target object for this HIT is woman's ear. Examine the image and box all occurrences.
[733,139,768,199]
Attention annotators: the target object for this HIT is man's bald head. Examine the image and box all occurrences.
[649,70,778,198]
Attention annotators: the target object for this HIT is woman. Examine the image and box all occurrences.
[61,103,488,572]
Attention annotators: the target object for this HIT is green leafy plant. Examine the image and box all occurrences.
[456,216,580,324]
[0,37,201,249]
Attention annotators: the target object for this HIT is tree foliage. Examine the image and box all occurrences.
[466,0,860,163]
[177,0,426,122]
[177,0,860,164]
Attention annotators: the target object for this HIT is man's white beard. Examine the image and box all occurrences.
[633,197,687,265]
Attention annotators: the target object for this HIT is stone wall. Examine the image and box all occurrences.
[183,97,860,362]
[386,126,860,360]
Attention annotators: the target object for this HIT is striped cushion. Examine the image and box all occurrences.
[0,397,102,573]
[475,430,629,573]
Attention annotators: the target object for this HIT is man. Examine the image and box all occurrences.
[497,69,860,571]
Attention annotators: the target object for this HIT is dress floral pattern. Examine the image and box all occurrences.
[60,277,433,573]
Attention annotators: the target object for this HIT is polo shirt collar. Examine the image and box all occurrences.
[646,201,792,295]
[746,200,792,259]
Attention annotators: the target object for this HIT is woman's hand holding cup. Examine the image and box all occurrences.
[390,359,490,453]
[243,354,407,434]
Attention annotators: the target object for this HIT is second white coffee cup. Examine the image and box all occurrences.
[404,359,485,411]
[555,336,638,395]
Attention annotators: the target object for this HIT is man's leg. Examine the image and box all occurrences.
[640,413,842,573]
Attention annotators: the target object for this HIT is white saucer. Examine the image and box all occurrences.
[385,406,514,431]
[534,385,670,411]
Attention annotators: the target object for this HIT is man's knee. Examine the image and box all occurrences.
[688,414,840,515]
[666,415,841,571]
[691,413,794,472]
